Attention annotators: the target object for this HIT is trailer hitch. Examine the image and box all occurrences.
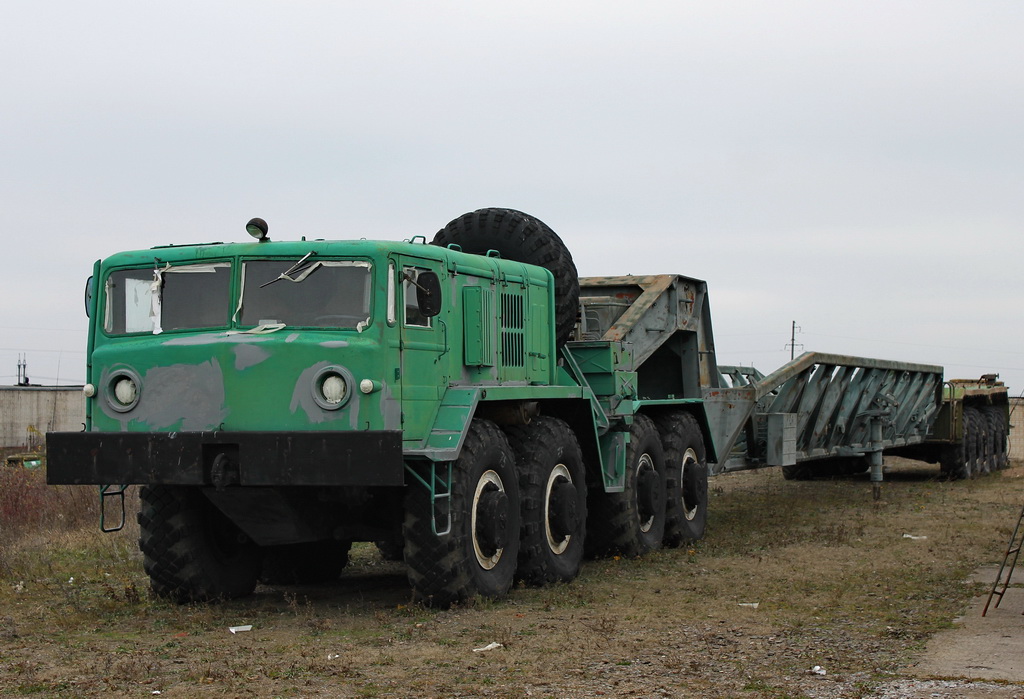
[210,452,240,490]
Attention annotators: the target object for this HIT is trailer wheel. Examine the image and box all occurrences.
[781,462,812,480]
[433,208,579,347]
[944,407,982,480]
[985,406,1009,470]
[966,407,987,475]
[977,407,995,474]
[138,485,262,602]
[403,419,521,607]
[261,540,352,584]
[655,411,708,546]
[587,414,666,557]
[505,416,588,585]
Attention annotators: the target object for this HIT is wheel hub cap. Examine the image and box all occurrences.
[475,486,509,556]
[548,479,578,541]
[636,455,661,531]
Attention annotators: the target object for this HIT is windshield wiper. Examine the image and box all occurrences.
[259,252,318,288]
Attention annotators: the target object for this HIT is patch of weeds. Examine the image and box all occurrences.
[582,614,617,637]
[537,581,594,610]
[742,678,780,692]
[371,652,395,666]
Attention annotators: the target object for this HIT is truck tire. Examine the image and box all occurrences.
[782,462,812,480]
[433,208,579,347]
[261,540,352,584]
[138,486,262,602]
[944,407,983,480]
[785,456,868,480]
[966,407,988,475]
[587,414,667,557]
[403,419,521,607]
[655,411,708,546]
[985,406,1009,470]
[504,416,588,585]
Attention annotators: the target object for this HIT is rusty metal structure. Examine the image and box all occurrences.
[579,274,1008,491]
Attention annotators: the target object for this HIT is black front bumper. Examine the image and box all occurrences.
[46,430,405,487]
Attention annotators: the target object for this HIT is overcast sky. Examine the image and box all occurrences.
[2,1,1022,396]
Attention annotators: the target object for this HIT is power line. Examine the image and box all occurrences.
[802,332,1024,357]
[0,326,87,333]
[0,347,86,354]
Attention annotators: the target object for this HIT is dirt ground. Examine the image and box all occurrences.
[4,458,1024,697]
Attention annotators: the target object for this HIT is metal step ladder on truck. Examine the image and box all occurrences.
[46,208,1011,606]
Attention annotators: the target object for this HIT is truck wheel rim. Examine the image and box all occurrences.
[635,453,659,533]
[545,464,576,555]
[680,447,699,521]
[472,470,508,570]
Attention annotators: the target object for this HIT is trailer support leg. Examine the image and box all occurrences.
[868,418,884,501]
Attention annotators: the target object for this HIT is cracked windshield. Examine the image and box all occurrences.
[240,259,372,328]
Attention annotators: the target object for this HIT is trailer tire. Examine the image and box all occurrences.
[947,407,982,480]
[138,485,262,602]
[782,462,812,480]
[655,411,708,546]
[977,407,995,474]
[941,411,973,480]
[433,208,579,347]
[505,416,588,585]
[965,407,986,476]
[403,419,520,607]
[261,540,352,584]
[985,406,1009,470]
[587,414,667,557]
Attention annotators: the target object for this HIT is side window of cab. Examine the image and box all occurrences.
[402,266,442,327]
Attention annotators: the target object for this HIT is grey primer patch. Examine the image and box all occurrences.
[139,360,230,430]
[381,383,401,430]
[319,340,349,348]
[163,333,274,346]
[291,361,346,425]
[234,343,271,370]
[285,333,300,343]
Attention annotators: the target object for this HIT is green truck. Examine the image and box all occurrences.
[46,208,1010,605]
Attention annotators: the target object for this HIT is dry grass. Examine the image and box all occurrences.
[0,459,1022,697]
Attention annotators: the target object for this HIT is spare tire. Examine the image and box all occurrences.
[433,208,579,347]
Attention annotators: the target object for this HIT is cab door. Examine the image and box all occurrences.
[396,257,448,443]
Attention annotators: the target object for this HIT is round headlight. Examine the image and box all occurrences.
[322,375,346,405]
[311,365,354,410]
[114,378,137,405]
[106,369,142,412]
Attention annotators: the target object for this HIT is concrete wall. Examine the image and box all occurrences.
[1011,398,1024,461]
[0,386,85,452]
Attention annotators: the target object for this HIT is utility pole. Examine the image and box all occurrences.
[786,321,803,360]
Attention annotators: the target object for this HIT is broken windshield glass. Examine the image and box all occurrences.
[104,263,231,335]
[238,259,372,329]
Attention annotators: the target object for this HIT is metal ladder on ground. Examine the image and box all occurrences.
[983,503,1024,616]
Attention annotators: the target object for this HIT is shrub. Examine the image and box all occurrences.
[0,468,99,545]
